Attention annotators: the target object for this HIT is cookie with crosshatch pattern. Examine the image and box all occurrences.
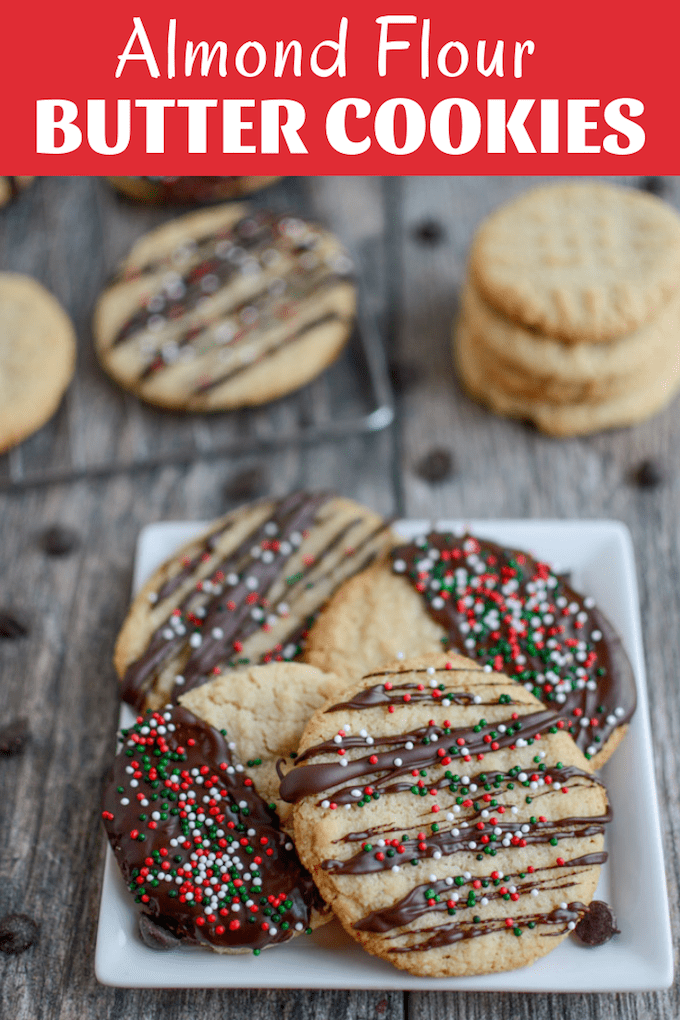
[303,530,636,770]
[114,491,395,711]
[280,652,611,977]
[93,202,356,410]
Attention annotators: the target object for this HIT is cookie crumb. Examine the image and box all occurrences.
[414,448,455,483]
[412,220,445,245]
[0,718,29,756]
[138,913,182,951]
[0,610,29,639]
[631,459,665,489]
[0,914,39,955]
[38,525,80,557]
[573,901,619,946]
[223,467,267,502]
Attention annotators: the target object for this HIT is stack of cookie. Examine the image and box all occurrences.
[453,182,680,435]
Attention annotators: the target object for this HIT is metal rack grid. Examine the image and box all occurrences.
[0,178,394,493]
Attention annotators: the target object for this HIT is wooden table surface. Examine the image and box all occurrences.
[0,175,677,1019]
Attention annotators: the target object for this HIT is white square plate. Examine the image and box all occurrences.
[95,518,672,991]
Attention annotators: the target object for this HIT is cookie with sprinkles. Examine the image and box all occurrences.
[107,176,281,205]
[93,203,356,410]
[304,531,636,770]
[114,491,394,711]
[102,703,324,953]
[281,652,611,977]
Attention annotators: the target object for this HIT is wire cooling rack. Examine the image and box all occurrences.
[0,178,394,493]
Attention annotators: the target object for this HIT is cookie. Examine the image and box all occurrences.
[456,300,680,407]
[455,316,680,436]
[115,491,394,711]
[460,280,680,392]
[304,531,636,770]
[469,183,680,344]
[93,204,355,410]
[281,652,611,977]
[0,177,34,208]
[101,702,324,954]
[179,662,345,828]
[0,272,76,452]
[107,176,280,205]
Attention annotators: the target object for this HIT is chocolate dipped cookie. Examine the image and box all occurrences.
[102,701,325,954]
[93,203,356,410]
[281,653,611,977]
[304,531,636,770]
[115,492,394,711]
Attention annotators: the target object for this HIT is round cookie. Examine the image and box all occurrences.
[115,491,395,711]
[457,297,679,407]
[93,203,355,410]
[304,531,636,770]
[101,701,325,954]
[459,280,680,391]
[0,273,76,452]
[455,315,680,436]
[281,653,611,977]
[107,176,281,205]
[469,182,680,344]
[179,662,345,829]
[0,177,34,208]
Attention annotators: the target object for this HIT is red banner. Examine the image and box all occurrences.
[1,1,676,172]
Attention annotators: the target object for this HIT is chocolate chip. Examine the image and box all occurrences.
[138,913,182,951]
[0,718,29,756]
[639,177,667,197]
[38,525,80,557]
[631,459,665,489]
[0,914,39,955]
[223,466,267,502]
[0,611,29,639]
[414,448,455,483]
[388,359,422,394]
[412,220,445,245]
[573,900,619,946]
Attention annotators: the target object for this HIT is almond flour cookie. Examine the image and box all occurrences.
[281,653,611,977]
[456,315,680,436]
[0,273,76,452]
[455,183,680,435]
[459,280,680,394]
[93,203,355,410]
[304,531,636,770]
[469,182,680,344]
[179,662,345,828]
[115,491,394,711]
[101,702,325,954]
[0,177,34,207]
[107,176,281,205]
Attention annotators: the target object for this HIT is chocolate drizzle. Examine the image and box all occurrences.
[101,705,318,952]
[121,493,391,709]
[107,209,355,400]
[391,533,636,761]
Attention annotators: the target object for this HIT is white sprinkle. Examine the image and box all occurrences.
[396,651,405,660]
[405,741,414,750]
[321,800,330,809]
[531,889,539,897]
[339,759,348,767]
[148,592,158,604]
[211,627,224,639]
[351,789,362,798]
[189,633,202,648]
[393,559,406,573]
[394,758,403,767]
